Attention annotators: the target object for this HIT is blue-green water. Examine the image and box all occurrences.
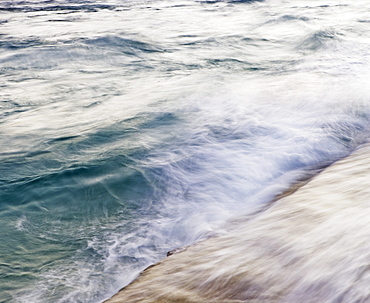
[1,0,370,302]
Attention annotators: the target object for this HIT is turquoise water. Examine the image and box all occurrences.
[1,0,370,302]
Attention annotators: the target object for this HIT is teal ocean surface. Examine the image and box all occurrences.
[1,0,370,302]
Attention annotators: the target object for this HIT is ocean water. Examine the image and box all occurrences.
[1,0,370,302]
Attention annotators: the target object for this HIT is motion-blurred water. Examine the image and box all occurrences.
[1,0,370,302]
[104,142,370,303]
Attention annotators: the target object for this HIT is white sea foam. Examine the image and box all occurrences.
[2,0,370,302]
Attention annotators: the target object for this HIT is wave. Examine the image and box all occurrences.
[104,142,370,303]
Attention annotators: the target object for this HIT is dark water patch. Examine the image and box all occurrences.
[80,35,165,55]
[25,150,52,158]
[138,112,179,130]
[164,4,191,9]
[206,58,266,72]
[0,154,154,218]
[180,35,264,48]
[0,108,30,119]
[198,0,263,4]
[72,124,140,153]
[0,100,22,109]
[0,115,154,191]
[0,3,116,13]
[180,37,218,47]
[241,37,269,42]
[0,35,166,71]
[0,35,166,76]
[229,0,263,3]
[48,135,80,143]
[162,62,204,73]
[293,3,349,10]
[321,119,367,148]
[46,17,81,22]
[279,15,310,22]
[208,58,249,65]
[197,0,222,4]
[265,14,310,24]
[0,66,29,75]
[0,36,46,50]
[0,151,27,157]
[177,34,199,38]
[298,29,344,51]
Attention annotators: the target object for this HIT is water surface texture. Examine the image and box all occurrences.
[1,0,370,302]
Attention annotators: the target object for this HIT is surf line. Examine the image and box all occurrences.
[104,142,370,303]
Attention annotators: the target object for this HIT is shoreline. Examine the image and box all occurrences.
[104,143,370,302]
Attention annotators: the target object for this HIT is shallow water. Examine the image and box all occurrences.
[1,0,370,302]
